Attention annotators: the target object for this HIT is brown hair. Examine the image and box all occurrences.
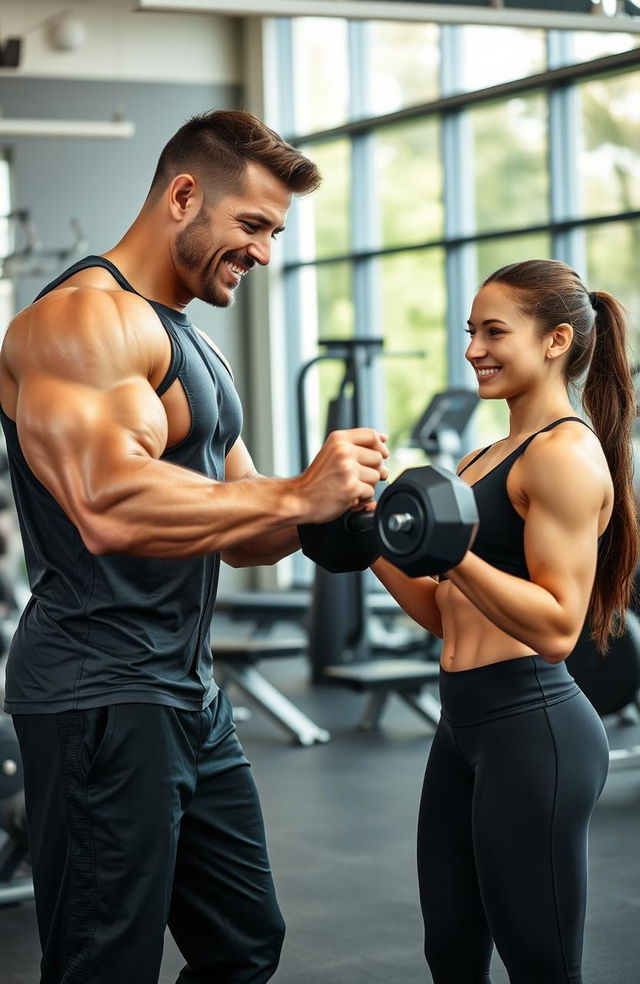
[148,109,321,200]
[483,259,638,651]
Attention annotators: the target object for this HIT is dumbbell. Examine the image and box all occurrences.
[299,463,478,577]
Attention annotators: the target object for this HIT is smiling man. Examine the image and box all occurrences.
[0,110,388,984]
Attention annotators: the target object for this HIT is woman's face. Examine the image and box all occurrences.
[465,282,549,400]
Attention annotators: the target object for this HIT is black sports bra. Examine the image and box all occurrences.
[441,416,593,581]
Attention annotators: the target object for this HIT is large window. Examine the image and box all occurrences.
[578,73,640,218]
[471,94,549,233]
[372,119,443,250]
[266,17,640,547]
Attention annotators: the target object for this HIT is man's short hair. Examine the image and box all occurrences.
[148,109,321,201]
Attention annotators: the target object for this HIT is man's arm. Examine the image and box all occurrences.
[220,438,301,568]
[446,430,611,662]
[1,288,387,559]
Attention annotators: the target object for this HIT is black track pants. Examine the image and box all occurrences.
[418,656,609,984]
[13,692,285,984]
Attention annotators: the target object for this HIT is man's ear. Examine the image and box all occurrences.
[167,173,202,222]
[546,322,573,360]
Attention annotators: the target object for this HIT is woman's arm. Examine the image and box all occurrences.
[446,429,611,662]
[370,557,443,637]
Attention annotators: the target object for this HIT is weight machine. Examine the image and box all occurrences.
[297,338,480,730]
[1,208,87,281]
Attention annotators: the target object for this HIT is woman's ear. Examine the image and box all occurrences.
[546,322,573,360]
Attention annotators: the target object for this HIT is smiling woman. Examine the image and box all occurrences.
[372,257,638,983]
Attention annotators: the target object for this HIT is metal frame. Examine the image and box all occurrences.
[137,1,640,34]
[218,659,331,746]
[214,638,331,746]
[286,48,640,146]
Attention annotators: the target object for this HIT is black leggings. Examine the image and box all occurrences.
[418,655,609,984]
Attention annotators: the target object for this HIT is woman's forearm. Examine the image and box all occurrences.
[371,557,443,637]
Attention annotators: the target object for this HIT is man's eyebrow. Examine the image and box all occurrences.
[241,212,286,234]
[466,318,508,327]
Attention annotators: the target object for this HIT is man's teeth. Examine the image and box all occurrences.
[477,368,501,377]
[227,262,246,276]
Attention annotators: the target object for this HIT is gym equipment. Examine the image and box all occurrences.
[0,717,32,906]
[296,345,457,732]
[0,792,32,907]
[567,611,640,771]
[297,337,432,685]
[296,337,425,478]
[214,590,426,736]
[0,720,22,800]
[298,509,379,574]
[409,388,479,471]
[213,634,330,747]
[299,463,478,578]
[0,209,87,281]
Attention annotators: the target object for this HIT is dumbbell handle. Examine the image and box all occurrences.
[387,512,414,533]
[345,510,415,535]
[344,511,375,534]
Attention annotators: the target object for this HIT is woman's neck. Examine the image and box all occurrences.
[505,390,576,442]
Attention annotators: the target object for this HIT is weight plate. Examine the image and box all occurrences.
[378,489,426,557]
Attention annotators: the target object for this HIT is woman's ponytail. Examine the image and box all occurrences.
[483,261,639,651]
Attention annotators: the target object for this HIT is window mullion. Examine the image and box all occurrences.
[547,29,586,271]
[441,24,477,391]
[349,20,385,433]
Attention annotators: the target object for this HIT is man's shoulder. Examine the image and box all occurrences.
[3,284,168,385]
[12,283,163,348]
[32,280,154,322]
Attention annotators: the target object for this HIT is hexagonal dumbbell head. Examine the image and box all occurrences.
[375,464,478,577]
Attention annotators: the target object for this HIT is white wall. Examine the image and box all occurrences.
[0,0,241,84]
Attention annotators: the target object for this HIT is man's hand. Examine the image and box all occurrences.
[292,428,389,525]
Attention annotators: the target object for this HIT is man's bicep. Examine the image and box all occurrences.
[16,372,168,519]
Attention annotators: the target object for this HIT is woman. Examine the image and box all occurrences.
[373,259,638,983]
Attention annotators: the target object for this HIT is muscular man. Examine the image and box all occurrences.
[0,110,388,984]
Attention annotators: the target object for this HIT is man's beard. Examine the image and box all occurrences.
[175,208,232,308]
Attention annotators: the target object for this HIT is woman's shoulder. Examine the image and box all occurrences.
[520,419,611,503]
[529,418,603,462]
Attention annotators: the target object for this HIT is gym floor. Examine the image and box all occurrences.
[1,655,639,984]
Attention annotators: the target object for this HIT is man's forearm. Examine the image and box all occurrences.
[221,527,301,568]
[74,457,311,558]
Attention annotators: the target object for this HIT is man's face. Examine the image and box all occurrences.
[174,162,291,308]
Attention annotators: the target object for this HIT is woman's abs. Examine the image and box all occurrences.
[436,579,537,671]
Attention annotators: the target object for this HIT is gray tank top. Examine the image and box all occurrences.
[1,256,242,713]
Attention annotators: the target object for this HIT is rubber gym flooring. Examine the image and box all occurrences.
[1,655,639,984]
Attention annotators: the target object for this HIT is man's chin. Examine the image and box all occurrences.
[200,285,235,309]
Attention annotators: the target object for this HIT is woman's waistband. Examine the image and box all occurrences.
[439,654,581,727]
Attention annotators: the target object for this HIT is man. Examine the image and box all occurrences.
[0,110,388,984]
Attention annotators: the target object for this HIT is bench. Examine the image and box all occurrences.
[323,658,441,731]
[212,634,330,747]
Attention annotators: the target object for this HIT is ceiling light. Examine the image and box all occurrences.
[0,118,135,138]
